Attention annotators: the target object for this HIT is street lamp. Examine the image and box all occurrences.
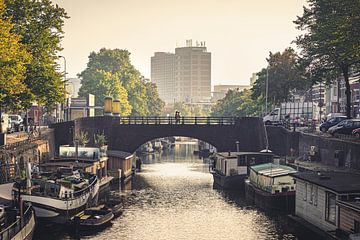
[265,67,269,114]
[58,55,67,121]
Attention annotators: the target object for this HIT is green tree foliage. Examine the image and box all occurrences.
[251,48,309,107]
[4,0,68,109]
[79,48,152,116]
[173,102,191,117]
[0,0,31,108]
[78,69,132,115]
[294,0,360,117]
[211,89,262,117]
[144,80,165,116]
[170,102,209,117]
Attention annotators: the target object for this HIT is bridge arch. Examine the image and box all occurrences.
[51,116,267,154]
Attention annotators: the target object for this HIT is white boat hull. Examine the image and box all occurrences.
[21,180,99,223]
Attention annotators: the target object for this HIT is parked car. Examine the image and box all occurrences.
[8,114,23,132]
[319,116,347,132]
[328,119,360,135]
[352,128,360,139]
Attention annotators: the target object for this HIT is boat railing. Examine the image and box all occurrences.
[70,175,97,200]
[28,175,98,201]
[0,205,34,240]
[118,116,238,125]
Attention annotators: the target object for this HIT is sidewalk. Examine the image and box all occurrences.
[5,126,50,145]
[287,158,360,174]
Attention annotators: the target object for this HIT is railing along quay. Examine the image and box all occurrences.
[117,116,239,125]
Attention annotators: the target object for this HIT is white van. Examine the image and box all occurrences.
[0,114,10,133]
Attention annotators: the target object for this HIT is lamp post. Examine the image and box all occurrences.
[58,55,67,121]
[265,67,269,114]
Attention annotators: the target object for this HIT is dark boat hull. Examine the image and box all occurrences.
[245,181,295,213]
[211,172,246,190]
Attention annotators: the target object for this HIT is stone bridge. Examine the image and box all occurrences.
[51,116,267,154]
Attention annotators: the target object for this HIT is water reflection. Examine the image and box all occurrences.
[90,142,299,240]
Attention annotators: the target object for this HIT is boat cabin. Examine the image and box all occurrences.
[291,172,360,235]
[42,145,109,181]
[337,199,360,238]
[248,163,297,194]
[214,152,275,176]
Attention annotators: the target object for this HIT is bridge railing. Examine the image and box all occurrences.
[118,117,238,125]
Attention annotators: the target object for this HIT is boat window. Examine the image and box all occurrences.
[237,156,246,166]
[354,220,360,233]
[325,192,336,225]
[303,183,307,201]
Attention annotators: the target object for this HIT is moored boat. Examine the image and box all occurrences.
[19,167,99,224]
[245,163,297,213]
[0,204,36,240]
[104,200,123,217]
[72,205,114,228]
[0,183,35,240]
[211,152,274,190]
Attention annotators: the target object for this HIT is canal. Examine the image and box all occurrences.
[35,140,305,240]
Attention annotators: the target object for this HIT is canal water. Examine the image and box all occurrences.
[35,140,306,240]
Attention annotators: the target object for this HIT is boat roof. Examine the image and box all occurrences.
[337,200,360,212]
[107,150,133,159]
[217,151,274,159]
[250,163,296,177]
[291,171,360,194]
[41,161,93,168]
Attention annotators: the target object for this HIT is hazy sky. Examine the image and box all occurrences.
[53,0,307,86]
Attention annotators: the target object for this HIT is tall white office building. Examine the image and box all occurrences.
[151,40,211,104]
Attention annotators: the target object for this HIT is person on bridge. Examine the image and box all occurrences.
[175,111,181,124]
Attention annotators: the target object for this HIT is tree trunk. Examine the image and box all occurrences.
[342,66,351,118]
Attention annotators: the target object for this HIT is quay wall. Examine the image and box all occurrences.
[267,126,360,170]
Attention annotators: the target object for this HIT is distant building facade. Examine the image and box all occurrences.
[212,84,250,102]
[65,78,81,98]
[151,40,211,104]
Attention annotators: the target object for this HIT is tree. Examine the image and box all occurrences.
[251,48,309,107]
[211,89,262,117]
[78,69,132,115]
[144,80,165,116]
[4,0,68,109]
[173,102,191,117]
[79,48,149,116]
[294,0,360,118]
[0,0,31,109]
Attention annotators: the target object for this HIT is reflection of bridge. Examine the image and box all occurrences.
[52,116,267,153]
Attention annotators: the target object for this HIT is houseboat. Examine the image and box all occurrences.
[19,166,99,224]
[42,145,113,197]
[291,171,360,239]
[211,152,274,190]
[0,183,36,240]
[245,163,297,213]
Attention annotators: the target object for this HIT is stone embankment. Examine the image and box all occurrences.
[267,126,360,171]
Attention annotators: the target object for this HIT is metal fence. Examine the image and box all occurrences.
[118,116,238,125]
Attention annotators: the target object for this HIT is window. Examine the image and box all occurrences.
[303,183,307,201]
[354,220,360,233]
[237,156,246,166]
[314,186,318,206]
[325,192,336,224]
[310,184,313,204]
